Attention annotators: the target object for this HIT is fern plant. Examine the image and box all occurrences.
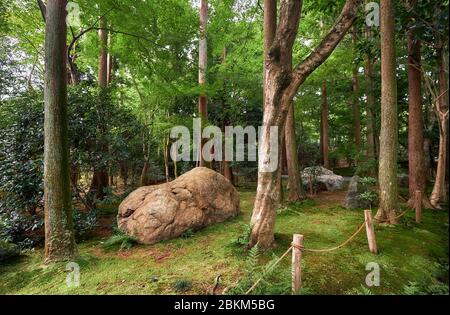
[102,227,138,251]
[228,246,294,295]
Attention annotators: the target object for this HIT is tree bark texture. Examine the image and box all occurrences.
[43,0,77,263]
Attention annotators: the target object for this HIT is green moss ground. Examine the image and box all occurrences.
[0,188,448,295]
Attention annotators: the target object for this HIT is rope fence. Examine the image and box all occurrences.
[244,190,424,295]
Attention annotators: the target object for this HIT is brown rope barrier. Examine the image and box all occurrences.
[245,246,293,295]
[302,220,367,253]
[375,207,411,223]
[245,219,368,294]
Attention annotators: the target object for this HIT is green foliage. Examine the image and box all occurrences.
[172,279,192,293]
[102,228,138,251]
[357,191,378,209]
[345,285,374,295]
[228,246,294,295]
[229,223,252,248]
[0,239,20,263]
[73,209,98,241]
[181,229,194,239]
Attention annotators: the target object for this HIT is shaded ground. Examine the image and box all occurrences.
[0,187,448,295]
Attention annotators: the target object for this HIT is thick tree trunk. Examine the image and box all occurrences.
[43,0,77,263]
[376,0,398,223]
[285,103,305,201]
[430,43,449,208]
[249,0,361,249]
[321,80,330,169]
[406,16,429,208]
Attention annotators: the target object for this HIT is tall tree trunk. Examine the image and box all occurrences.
[406,4,429,208]
[198,0,210,168]
[430,40,449,208]
[365,30,376,167]
[285,103,305,201]
[89,16,109,200]
[220,47,234,184]
[43,0,77,263]
[352,27,361,151]
[249,0,361,249]
[98,18,108,89]
[106,33,112,85]
[376,0,398,223]
[321,80,330,169]
[263,0,277,111]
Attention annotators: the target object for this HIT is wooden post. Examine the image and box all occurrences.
[415,190,422,224]
[292,234,303,295]
[364,210,378,254]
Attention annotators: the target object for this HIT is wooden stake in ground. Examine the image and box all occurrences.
[364,210,378,254]
[415,190,422,224]
[292,234,303,295]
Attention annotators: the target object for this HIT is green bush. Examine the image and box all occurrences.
[0,240,20,263]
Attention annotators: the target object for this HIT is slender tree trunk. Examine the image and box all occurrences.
[89,16,109,200]
[321,80,330,169]
[106,33,112,85]
[198,0,210,168]
[430,41,449,207]
[43,0,77,263]
[164,136,170,182]
[352,27,361,151]
[120,164,128,188]
[263,0,277,110]
[98,18,108,89]
[249,0,361,249]
[406,8,429,208]
[285,103,305,201]
[220,48,234,184]
[365,30,376,166]
[140,161,150,186]
[376,0,398,223]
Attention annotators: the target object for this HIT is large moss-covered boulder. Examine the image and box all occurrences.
[117,167,240,244]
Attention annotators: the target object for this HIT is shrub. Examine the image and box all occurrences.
[0,240,20,263]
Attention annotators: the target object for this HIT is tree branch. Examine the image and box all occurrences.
[289,0,362,92]
[271,0,303,66]
[36,0,46,23]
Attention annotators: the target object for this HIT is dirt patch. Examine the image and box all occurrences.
[91,216,115,238]
[309,190,347,208]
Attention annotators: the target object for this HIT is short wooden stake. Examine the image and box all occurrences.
[364,210,378,254]
[292,234,303,295]
[415,190,422,224]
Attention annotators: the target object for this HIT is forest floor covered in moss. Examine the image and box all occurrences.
[0,187,448,295]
